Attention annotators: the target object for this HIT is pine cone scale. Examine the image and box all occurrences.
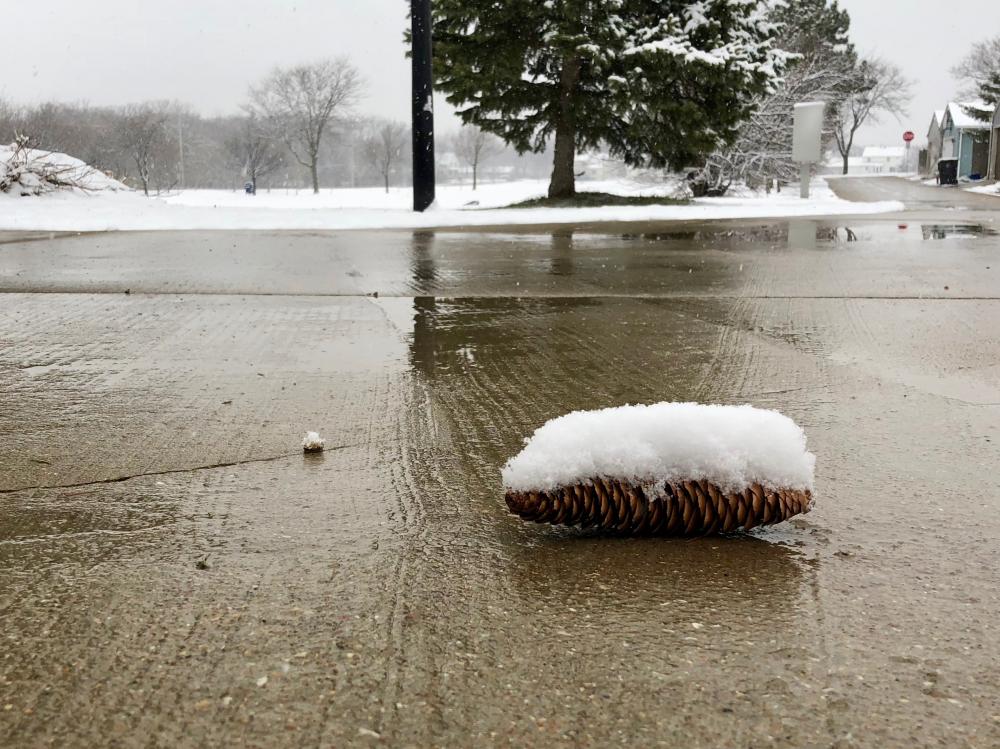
[506,479,812,537]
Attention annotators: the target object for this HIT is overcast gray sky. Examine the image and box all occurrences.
[4,0,999,146]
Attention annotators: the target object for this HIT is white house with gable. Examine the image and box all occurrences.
[861,146,906,173]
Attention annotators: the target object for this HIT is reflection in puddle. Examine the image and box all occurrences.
[505,531,810,622]
[919,224,998,240]
[400,222,999,300]
[616,222,997,248]
[549,232,575,276]
[409,230,438,294]
[788,220,818,249]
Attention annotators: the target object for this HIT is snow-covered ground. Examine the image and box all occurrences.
[966,181,1000,196]
[0,177,903,232]
[916,177,999,196]
[0,147,903,231]
[825,172,918,179]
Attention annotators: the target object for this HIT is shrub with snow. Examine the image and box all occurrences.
[0,137,128,196]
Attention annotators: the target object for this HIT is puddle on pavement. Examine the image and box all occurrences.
[615,221,998,247]
[918,223,998,240]
[784,220,998,247]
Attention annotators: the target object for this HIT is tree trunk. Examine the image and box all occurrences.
[473,162,478,191]
[310,160,320,194]
[841,133,854,176]
[385,173,389,194]
[548,56,581,199]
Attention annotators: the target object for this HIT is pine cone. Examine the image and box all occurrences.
[505,477,812,536]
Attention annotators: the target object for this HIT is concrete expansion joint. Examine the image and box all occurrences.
[0,445,352,495]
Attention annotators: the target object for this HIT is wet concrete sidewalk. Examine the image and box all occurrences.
[2,212,1000,747]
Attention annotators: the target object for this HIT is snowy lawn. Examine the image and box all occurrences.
[0,176,903,232]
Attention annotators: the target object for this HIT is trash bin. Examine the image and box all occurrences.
[938,158,958,186]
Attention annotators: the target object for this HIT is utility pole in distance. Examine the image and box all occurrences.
[411,0,435,212]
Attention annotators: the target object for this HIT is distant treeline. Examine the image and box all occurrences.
[0,96,552,193]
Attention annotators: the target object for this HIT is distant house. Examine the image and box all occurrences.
[926,110,945,175]
[821,147,906,175]
[989,105,1000,181]
[861,146,906,173]
[821,154,868,174]
[940,102,992,179]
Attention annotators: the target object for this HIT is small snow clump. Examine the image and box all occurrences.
[302,431,326,453]
[502,402,815,495]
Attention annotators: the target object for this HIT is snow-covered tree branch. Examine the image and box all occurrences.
[698,0,859,192]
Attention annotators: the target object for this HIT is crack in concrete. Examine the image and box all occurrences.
[0,446,348,495]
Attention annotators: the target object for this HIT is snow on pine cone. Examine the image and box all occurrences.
[501,403,815,536]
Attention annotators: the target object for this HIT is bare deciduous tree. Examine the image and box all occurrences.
[226,114,284,193]
[452,125,503,190]
[117,103,174,196]
[833,58,911,175]
[952,36,1000,102]
[0,98,14,142]
[249,58,363,194]
[362,120,408,193]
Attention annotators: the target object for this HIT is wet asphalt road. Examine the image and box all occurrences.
[2,178,1000,748]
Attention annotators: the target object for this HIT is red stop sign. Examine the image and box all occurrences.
[903,131,915,143]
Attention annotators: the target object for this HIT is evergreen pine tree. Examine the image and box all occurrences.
[431,1,784,198]
[976,71,1000,120]
[771,0,853,59]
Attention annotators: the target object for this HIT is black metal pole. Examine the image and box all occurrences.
[411,0,436,212]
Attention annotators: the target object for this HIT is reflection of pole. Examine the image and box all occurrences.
[409,231,438,377]
[549,232,574,276]
[410,231,438,292]
[411,0,436,212]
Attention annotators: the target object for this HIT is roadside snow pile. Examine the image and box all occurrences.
[502,403,815,495]
[0,140,128,196]
[967,182,1000,196]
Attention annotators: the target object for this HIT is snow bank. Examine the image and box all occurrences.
[502,403,816,495]
[966,182,1000,196]
[0,177,902,232]
[0,143,128,195]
